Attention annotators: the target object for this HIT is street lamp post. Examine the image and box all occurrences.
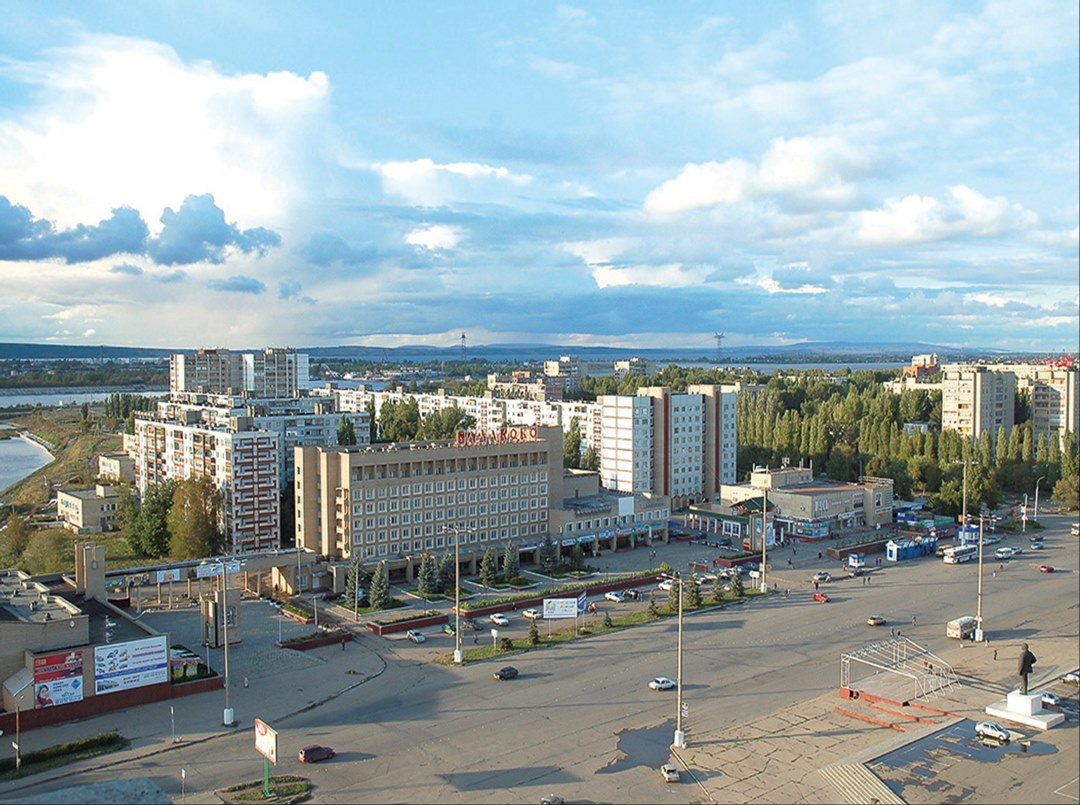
[673,572,686,749]
[1034,476,1046,524]
[213,558,235,727]
[759,488,768,593]
[975,516,986,643]
[443,525,467,665]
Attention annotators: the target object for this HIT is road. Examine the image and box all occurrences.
[5,514,1078,804]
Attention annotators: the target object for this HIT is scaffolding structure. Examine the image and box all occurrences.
[841,636,959,703]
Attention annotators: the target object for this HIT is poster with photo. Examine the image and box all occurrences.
[33,650,84,708]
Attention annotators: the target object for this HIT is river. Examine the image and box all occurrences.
[0,427,54,493]
[0,385,168,409]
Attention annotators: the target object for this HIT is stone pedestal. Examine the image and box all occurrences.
[985,689,1065,730]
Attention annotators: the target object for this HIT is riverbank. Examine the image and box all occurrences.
[0,430,55,494]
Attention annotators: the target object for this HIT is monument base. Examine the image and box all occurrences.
[985,690,1065,731]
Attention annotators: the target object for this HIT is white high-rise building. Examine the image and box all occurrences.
[941,364,1016,441]
[170,347,309,396]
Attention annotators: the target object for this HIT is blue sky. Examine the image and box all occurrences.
[0,1,1077,352]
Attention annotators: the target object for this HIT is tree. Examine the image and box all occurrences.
[1052,474,1079,511]
[563,419,582,468]
[582,446,600,471]
[133,479,177,557]
[479,547,498,588]
[167,477,224,560]
[337,414,357,446]
[416,553,438,596]
[647,592,659,616]
[437,551,456,594]
[711,575,725,603]
[368,560,390,610]
[731,573,745,598]
[686,578,703,609]
[570,543,585,571]
[502,541,520,581]
[528,617,540,646]
[0,512,33,560]
[667,579,681,612]
[538,533,559,575]
[344,554,368,611]
[20,530,72,574]
[603,611,614,628]
[416,407,475,440]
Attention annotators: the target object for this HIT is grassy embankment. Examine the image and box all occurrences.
[0,406,138,572]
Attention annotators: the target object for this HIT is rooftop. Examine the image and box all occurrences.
[0,569,82,624]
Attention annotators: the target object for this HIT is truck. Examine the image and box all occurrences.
[946,616,978,640]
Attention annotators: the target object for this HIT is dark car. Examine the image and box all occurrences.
[624,589,641,600]
[462,618,480,630]
[493,666,519,680]
[299,744,335,763]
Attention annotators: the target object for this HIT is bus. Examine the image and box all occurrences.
[943,544,978,564]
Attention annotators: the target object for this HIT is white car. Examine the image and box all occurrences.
[1030,540,1044,550]
[1039,691,1061,708]
[658,579,675,592]
[660,763,680,782]
[812,571,831,583]
[974,721,1010,742]
[1063,671,1080,685]
[521,608,542,620]
[405,630,426,643]
[649,676,676,691]
[604,591,625,603]
[489,613,509,626]
[994,547,1014,560]
[1010,546,1023,555]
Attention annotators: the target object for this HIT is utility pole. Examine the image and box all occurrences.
[975,516,986,642]
[673,573,686,749]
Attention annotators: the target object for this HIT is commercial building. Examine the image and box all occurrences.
[550,470,670,554]
[57,484,121,534]
[941,364,1016,441]
[169,347,309,396]
[295,425,563,564]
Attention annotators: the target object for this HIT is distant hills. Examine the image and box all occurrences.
[0,340,1030,364]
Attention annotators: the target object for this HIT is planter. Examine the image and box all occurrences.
[281,631,353,651]
[281,609,313,625]
[367,612,448,636]
[458,574,657,618]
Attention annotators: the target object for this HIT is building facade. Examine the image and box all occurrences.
[941,364,1016,441]
[57,485,121,534]
[169,347,309,396]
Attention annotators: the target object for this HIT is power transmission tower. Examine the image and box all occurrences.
[460,333,466,363]
[714,333,724,364]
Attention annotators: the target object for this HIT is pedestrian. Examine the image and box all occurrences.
[473,635,478,644]
[890,627,894,637]
[992,570,997,578]
[993,648,998,661]
[896,629,901,638]
[341,637,346,651]
[912,615,916,627]
[818,552,822,560]
[787,558,793,566]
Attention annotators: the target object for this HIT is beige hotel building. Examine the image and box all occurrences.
[295,426,565,563]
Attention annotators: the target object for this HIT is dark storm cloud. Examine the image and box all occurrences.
[0,194,280,266]
[0,196,148,262]
[206,275,266,294]
[147,194,281,265]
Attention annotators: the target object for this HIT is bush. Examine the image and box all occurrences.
[499,637,514,651]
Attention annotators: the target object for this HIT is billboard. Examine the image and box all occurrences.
[94,635,169,695]
[195,560,242,579]
[33,650,84,709]
[254,718,278,765]
[542,598,578,619]
[156,568,183,584]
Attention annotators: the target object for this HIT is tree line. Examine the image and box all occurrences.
[117,477,227,560]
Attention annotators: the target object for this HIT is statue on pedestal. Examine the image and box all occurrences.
[1017,643,1037,695]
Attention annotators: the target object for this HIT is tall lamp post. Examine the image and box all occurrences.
[444,525,471,665]
[1034,476,1045,525]
[759,489,769,593]
[207,558,236,727]
[975,515,986,643]
[673,572,686,749]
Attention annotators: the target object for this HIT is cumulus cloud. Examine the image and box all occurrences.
[405,224,462,251]
[299,233,378,267]
[855,184,1038,246]
[110,263,143,275]
[644,136,871,214]
[206,275,266,294]
[147,194,281,265]
[591,263,713,289]
[372,158,532,206]
[0,196,148,262]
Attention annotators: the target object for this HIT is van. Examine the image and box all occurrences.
[946,616,978,639]
[994,547,1014,560]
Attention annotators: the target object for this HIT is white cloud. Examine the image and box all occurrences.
[644,136,869,214]
[591,263,711,289]
[405,224,462,251]
[561,238,635,265]
[855,184,1038,246]
[372,158,533,206]
[0,34,330,230]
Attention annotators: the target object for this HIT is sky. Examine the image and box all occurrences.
[0,1,1077,353]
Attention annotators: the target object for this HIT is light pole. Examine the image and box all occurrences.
[673,572,686,749]
[759,488,769,593]
[206,558,235,726]
[443,525,468,665]
[1034,476,1045,524]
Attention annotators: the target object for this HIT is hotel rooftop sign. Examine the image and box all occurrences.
[453,425,539,448]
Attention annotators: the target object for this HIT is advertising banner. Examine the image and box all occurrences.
[542,598,578,619]
[94,635,169,695]
[254,718,278,765]
[195,560,242,579]
[33,650,84,709]
[156,568,182,584]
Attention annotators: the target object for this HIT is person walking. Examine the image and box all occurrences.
[912,615,917,627]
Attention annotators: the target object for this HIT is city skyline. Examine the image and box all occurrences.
[0,2,1077,353]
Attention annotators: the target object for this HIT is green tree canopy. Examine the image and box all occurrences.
[337,414,357,446]
[167,477,224,560]
[368,560,390,610]
[479,547,498,588]
[132,479,177,557]
[502,540,520,581]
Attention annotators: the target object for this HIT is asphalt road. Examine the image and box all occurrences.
[6,513,1078,804]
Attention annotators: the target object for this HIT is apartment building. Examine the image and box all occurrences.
[600,385,737,509]
[295,425,564,564]
[1001,364,1079,448]
[941,364,1016,441]
[169,347,309,396]
[133,418,280,553]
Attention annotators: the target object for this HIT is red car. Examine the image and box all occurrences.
[1039,565,1055,573]
[299,745,335,763]
[812,592,830,603]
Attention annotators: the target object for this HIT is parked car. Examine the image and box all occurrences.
[1039,565,1055,573]
[489,613,509,625]
[660,763,680,782]
[320,592,342,602]
[867,615,887,627]
[405,629,426,643]
[1039,691,1061,708]
[813,571,831,583]
[463,618,480,630]
[522,608,542,620]
[298,744,335,763]
[658,579,675,592]
[1062,671,1080,684]
[974,721,1010,743]
[493,665,519,680]
[649,676,676,691]
[812,592,830,603]
[604,591,625,603]
[539,796,565,805]
[624,589,641,600]
[1071,523,1079,536]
